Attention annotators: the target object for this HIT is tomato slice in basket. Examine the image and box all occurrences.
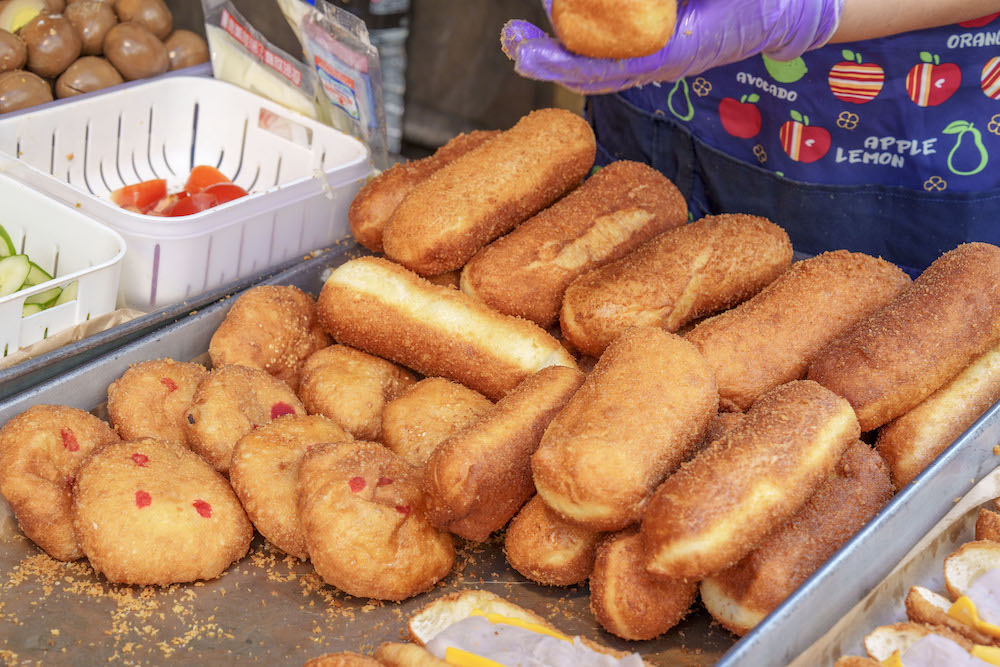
[184,166,232,194]
[162,192,218,217]
[110,179,168,212]
[202,182,248,205]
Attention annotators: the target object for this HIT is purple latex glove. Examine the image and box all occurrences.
[502,0,844,94]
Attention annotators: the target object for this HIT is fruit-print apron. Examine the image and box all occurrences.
[587,13,1000,276]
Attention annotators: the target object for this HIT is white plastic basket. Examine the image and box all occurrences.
[0,76,370,310]
[0,173,125,357]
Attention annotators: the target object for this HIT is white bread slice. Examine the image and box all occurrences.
[407,590,551,646]
[406,590,648,664]
[905,585,1000,646]
[864,622,973,661]
[944,541,1000,601]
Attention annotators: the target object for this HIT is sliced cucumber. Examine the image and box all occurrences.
[21,303,43,317]
[0,224,15,258]
[53,281,78,305]
[24,286,62,305]
[0,254,30,298]
[22,262,53,287]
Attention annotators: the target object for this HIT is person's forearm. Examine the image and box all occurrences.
[832,0,1000,43]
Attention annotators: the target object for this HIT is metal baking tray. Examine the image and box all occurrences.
[0,242,734,665]
[0,253,305,403]
[718,398,1000,666]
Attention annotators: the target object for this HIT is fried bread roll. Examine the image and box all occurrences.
[504,494,602,586]
[381,378,493,468]
[349,130,499,252]
[382,108,596,276]
[425,366,585,542]
[642,380,860,580]
[700,441,893,635]
[686,250,910,412]
[297,345,417,441]
[862,623,975,662]
[551,0,677,59]
[460,160,687,327]
[532,326,718,531]
[809,243,1000,432]
[590,529,699,640]
[0,405,120,561]
[208,285,328,392]
[876,342,1000,488]
[72,438,253,586]
[561,213,792,357]
[297,441,455,601]
[317,257,577,400]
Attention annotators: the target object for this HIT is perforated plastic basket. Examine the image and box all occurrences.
[0,173,125,357]
[0,76,370,310]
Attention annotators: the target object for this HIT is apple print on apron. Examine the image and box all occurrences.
[610,13,1000,193]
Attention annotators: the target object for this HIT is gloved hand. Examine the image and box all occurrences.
[501,0,844,94]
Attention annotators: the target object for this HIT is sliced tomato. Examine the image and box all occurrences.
[184,165,231,194]
[110,179,167,212]
[202,182,249,205]
[162,192,218,217]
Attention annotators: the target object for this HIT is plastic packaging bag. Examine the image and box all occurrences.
[201,0,320,120]
[201,0,388,169]
[278,0,389,169]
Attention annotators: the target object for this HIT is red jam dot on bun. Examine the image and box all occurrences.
[135,490,152,508]
[395,505,411,515]
[348,476,366,493]
[160,377,178,391]
[61,428,79,452]
[270,402,296,419]
[132,453,149,467]
[377,477,393,487]
[192,499,212,518]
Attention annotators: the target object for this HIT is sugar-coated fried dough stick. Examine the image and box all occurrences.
[810,242,1000,432]
[532,326,718,531]
[876,341,1000,487]
[317,257,577,401]
[382,108,596,276]
[461,160,687,328]
[425,366,585,542]
[504,494,603,586]
[700,441,893,635]
[348,130,499,252]
[590,529,698,641]
[561,213,792,357]
[686,250,910,412]
[642,380,860,581]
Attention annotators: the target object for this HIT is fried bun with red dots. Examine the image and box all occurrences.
[0,405,121,561]
[297,345,417,441]
[209,285,329,392]
[229,415,353,560]
[183,365,305,474]
[107,359,208,447]
[298,441,455,600]
[72,437,253,586]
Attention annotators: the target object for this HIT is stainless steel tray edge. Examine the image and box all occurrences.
[717,398,1000,666]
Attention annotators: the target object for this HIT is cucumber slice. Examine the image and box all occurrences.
[0,254,30,298]
[0,224,15,258]
[53,281,78,305]
[22,262,54,287]
[21,303,43,317]
[24,286,62,305]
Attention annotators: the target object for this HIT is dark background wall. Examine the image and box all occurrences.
[165,0,582,155]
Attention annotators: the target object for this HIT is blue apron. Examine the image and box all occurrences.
[587,14,1000,276]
